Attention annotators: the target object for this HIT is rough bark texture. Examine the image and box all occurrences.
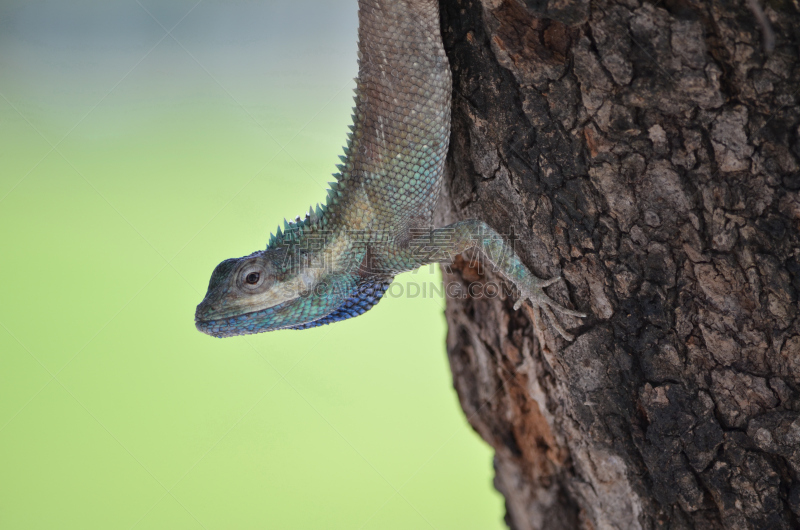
[435,0,800,528]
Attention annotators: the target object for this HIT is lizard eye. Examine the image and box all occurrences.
[239,264,267,291]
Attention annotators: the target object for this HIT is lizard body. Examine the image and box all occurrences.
[195,0,584,339]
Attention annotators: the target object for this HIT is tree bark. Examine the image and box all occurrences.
[435,0,800,528]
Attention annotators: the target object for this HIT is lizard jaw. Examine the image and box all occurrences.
[195,303,287,338]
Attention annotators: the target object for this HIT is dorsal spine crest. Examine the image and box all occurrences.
[266,49,371,251]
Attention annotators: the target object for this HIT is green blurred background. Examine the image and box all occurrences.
[0,0,505,528]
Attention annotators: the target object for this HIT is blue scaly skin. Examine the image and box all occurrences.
[195,0,585,340]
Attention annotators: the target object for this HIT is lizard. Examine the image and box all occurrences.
[195,0,585,341]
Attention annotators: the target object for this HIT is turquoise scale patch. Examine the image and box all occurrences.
[288,275,394,330]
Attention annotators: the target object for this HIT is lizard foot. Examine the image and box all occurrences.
[513,276,586,344]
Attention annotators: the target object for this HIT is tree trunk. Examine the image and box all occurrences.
[435,0,800,528]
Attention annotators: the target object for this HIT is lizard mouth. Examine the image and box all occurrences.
[194,299,298,338]
[195,310,272,338]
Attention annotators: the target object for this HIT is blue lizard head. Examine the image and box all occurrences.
[195,245,394,337]
[195,248,320,337]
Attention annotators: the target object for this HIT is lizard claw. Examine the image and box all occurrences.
[515,276,586,343]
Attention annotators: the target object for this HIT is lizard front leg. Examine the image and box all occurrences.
[387,219,586,344]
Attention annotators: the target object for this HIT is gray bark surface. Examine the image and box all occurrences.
[435,0,800,528]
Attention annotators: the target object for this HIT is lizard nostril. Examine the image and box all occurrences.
[196,302,215,319]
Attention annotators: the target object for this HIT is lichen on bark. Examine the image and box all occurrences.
[437,0,800,528]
